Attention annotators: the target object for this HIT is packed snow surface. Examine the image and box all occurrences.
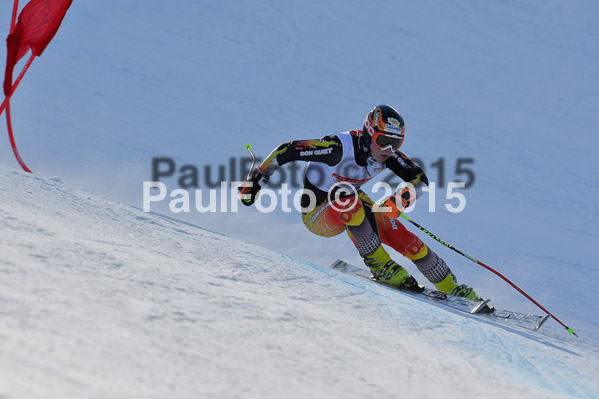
[1,167,598,398]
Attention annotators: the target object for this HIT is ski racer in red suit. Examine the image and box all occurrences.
[239,105,479,299]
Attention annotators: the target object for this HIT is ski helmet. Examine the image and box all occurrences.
[363,104,405,151]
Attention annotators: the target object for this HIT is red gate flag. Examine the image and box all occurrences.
[4,0,73,96]
[2,0,73,172]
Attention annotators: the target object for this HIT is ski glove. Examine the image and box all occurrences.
[379,186,416,219]
[238,167,268,206]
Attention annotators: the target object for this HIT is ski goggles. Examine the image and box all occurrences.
[372,131,404,151]
[365,120,404,151]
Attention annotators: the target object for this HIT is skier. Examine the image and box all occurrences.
[238,105,479,299]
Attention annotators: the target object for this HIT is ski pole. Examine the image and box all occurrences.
[244,144,256,179]
[399,213,577,337]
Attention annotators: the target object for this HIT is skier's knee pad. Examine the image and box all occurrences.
[403,239,428,261]
[332,197,365,226]
[341,203,365,226]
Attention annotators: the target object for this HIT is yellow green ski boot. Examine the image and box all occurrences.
[363,245,410,286]
[434,272,480,300]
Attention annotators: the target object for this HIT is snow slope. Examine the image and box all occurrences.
[1,167,598,399]
[1,0,599,397]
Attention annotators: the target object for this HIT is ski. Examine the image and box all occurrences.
[486,308,549,331]
[329,260,550,331]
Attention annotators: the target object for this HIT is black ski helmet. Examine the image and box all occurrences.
[362,105,405,151]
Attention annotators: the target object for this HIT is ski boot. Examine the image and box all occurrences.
[363,245,410,286]
[434,272,480,300]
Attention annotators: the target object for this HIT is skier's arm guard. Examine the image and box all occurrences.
[258,136,343,180]
[385,151,429,199]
